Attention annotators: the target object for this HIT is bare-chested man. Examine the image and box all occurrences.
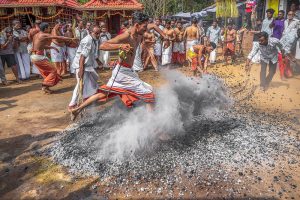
[70,11,167,120]
[223,23,237,64]
[162,20,175,67]
[28,20,41,75]
[184,18,200,55]
[143,28,158,71]
[173,21,185,65]
[186,42,216,76]
[64,23,79,75]
[31,22,74,94]
[50,19,67,76]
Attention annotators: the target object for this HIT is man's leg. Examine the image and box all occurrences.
[71,92,107,120]
[8,55,21,83]
[23,53,31,79]
[0,58,7,85]
[265,62,277,87]
[260,61,268,88]
[149,48,158,71]
[278,53,285,80]
[53,62,61,76]
[284,57,293,78]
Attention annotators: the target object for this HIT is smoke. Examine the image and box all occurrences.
[92,70,232,161]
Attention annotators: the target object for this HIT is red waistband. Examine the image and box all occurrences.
[118,61,132,68]
[32,50,44,55]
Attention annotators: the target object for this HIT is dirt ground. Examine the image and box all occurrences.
[0,56,300,199]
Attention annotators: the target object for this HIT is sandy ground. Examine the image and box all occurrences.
[0,55,300,199]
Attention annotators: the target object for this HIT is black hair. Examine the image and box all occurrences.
[123,20,129,27]
[278,10,285,15]
[258,31,268,39]
[132,11,149,25]
[210,42,217,49]
[266,8,275,14]
[40,22,49,32]
[5,27,13,33]
[165,19,171,25]
[192,17,197,24]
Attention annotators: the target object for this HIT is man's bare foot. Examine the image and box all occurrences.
[70,108,80,121]
[42,87,53,94]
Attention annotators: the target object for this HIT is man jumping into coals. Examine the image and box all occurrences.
[69,12,169,120]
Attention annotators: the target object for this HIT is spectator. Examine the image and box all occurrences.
[99,26,111,68]
[271,10,285,40]
[75,20,88,41]
[261,8,275,37]
[0,27,20,83]
[206,20,221,64]
[290,2,300,20]
[283,11,299,36]
[13,19,31,80]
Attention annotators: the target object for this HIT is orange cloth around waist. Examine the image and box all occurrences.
[32,59,61,87]
[191,57,198,71]
[98,85,155,108]
[226,42,235,51]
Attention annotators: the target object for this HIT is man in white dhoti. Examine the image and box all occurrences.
[172,21,185,65]
[13,20,31,80]
[184,18,199,54]
[153,18,164,65]
[70,11,168,120]
[75,20,89,42]
[68,26,101,109]
[206,21,221,64]
[162,21,175,67]
[64,23,79,75]
[99,27,111,69]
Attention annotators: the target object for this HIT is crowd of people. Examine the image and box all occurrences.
[0,5,300,118]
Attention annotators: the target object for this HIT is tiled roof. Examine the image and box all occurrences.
[0,0,80,8]
[82,0,143,10]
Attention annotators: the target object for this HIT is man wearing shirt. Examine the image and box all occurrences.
[246,32,284,91]
[13,20,30,80]
[69,26,101,109]
[0,27,20,83]
[271,10,285,40]
[99,26,111,68]
[75,20,89,41]
[206,21,221,64]
[261,9,275,37]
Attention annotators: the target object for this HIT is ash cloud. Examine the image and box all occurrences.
[51,70,232,172]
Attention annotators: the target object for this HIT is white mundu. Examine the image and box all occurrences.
[69,34,99,107]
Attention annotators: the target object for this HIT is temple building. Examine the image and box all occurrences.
[81,0,143,34]
[0,0,144,33]
[0,0,81,30]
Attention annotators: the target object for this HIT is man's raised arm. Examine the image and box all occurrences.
[99,32,131,52]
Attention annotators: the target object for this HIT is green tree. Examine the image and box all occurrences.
[140,0,212,17]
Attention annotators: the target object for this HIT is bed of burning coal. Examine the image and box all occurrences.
[48,74,300,198]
